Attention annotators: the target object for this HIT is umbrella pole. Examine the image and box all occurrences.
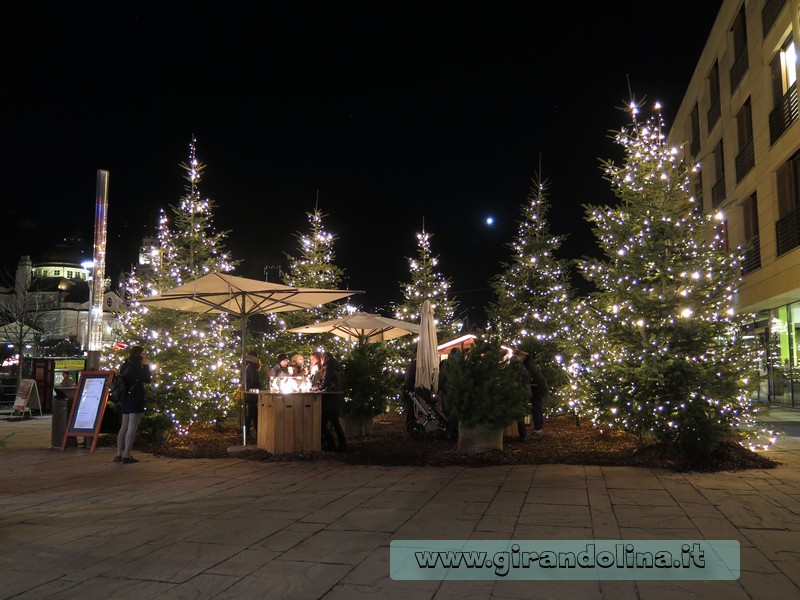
[241,299,248,447]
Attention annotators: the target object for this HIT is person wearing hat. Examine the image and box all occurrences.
[269,353,292,381]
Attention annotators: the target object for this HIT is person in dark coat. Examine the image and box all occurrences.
[315,351,346,452]
[309,352,323,389]
[402,358,417,427]
[243,350,262,438]
[269,353,292,383]
[523,351,549,434]
[510,351,533,441]
[114,345,152,464]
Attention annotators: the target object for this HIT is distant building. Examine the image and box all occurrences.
[669,0,800,406]
[0,235,124,353]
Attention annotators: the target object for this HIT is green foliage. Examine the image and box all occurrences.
[442,337,529,428]
[105,139,240,433]
[342,343,398,418]
[572,111,760,455]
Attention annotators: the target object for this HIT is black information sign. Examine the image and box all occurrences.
[61,371,114,453]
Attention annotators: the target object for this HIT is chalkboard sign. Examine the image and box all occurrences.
[61,371,114,453]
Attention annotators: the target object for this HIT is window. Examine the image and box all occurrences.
[743,193,759,240]
[776,152,800,217]
[742,193,761,274]
[715,218,729,253]
[730,5,749,92]
[775,152,800,255]
[53,269,61,276]
[689,103,701,157]
[712,141,726,207]
[708,60,721,131]
[66,270,73,278]
[693,170,704,213]
[735,98,755,181]
[769,36,798,144]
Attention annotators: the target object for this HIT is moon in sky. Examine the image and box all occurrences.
[485,216,495,226]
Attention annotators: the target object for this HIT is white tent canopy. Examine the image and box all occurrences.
[288,311,421,342]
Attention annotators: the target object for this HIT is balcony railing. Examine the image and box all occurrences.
[707,95,721,132]
[735,137,755,182]
[742,234,761,275]
[730,50,749,93]
[762,0,787,38]
[769,83,799,145]
[776,208,800,256]
[711,174,726,207]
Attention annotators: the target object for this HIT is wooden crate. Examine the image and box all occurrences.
[258,392,321,453]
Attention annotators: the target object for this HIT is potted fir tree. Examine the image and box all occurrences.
[442,337,529,453]
[341,342,395,436]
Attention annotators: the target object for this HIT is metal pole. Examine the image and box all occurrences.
[87,170,109,370]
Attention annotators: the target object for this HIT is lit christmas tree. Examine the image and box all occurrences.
[394,225,459,331]
[487,173,573,397]
[109,138,239,433]
[388,225,461,384]
[574,105,766,459]
[262,205,351,362]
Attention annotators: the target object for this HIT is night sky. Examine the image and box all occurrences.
[3,2,723,323]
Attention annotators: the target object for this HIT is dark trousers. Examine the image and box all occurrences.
[532,394,544,430]
[245,394,258,433]
[322,411,346,451]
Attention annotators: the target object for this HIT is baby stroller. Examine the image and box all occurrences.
[404,386,448,436]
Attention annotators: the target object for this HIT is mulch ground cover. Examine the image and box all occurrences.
[124,413,780,473]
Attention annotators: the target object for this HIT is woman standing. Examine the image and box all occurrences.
[114,346,152,464]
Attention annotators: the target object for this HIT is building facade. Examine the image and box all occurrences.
[0,248,123,355]
[670,0,800,406]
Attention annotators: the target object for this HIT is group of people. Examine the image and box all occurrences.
[244,350,346,452]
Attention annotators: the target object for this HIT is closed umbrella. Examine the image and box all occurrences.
[415,299,439,393]
[288,311,421,342]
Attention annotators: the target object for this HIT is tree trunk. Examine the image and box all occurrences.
[457,423,504,454]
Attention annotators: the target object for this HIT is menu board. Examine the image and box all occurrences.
[62,371,113,453]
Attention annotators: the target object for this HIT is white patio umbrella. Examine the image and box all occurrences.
[288,311,421,342]
[415,299,439,393]
[137,272,361,443]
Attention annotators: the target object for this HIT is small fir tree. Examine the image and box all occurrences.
[574,106,763,459]
[487,174,573,401]
[109,138,239,433]
[388,226,461,388]
[261,206,350,363]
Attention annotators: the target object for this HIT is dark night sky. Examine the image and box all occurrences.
[2,2,723,323]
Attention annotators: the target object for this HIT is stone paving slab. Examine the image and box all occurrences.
[1,416,800,599]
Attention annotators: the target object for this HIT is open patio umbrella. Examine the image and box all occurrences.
[137,272,361,442]
[288,311,421,342]
[415,299,439,393]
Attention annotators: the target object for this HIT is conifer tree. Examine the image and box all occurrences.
[266,206,351,360]
[387,226,461,384]
[109,138,239,432]
[574,107,763,458]
[487,174,572,395]
[394,226,459,334]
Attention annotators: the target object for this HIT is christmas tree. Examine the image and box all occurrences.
[387,225,461,394]
[110,138,240,433]
[394,225,459,332]
[487,172,573,398]
[574,105,765,459]
[258,205,351,364]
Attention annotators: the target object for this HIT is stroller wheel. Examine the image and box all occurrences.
[407,421,424,436]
